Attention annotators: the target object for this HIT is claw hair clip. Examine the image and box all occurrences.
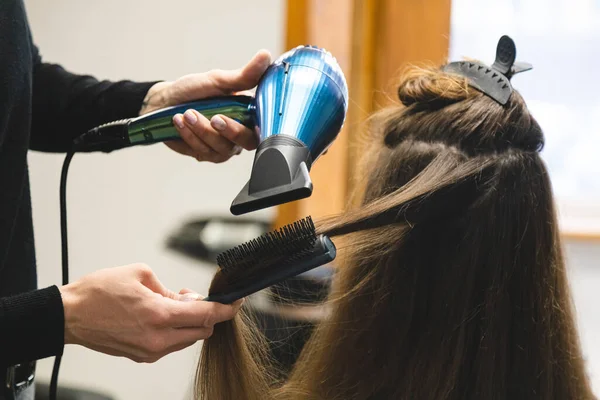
[442,35,532,105]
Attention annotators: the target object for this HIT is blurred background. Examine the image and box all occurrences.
[23,0,599,398]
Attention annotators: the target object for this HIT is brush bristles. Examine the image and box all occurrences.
[216,216,317,273]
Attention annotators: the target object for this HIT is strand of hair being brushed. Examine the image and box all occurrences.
[318,154,494,238]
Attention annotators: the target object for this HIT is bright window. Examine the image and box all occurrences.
[449,0,600,234]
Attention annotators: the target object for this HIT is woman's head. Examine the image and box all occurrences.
[196,64,595,400]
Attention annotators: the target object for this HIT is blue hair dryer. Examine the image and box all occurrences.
[74,45,349,215]
[231,45,349,215]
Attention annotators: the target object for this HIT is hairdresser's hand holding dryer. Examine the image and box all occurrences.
[0,1,272,395]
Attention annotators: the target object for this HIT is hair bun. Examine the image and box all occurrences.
[397,67,475,108]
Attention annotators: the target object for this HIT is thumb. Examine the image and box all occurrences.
[213,49,272,92]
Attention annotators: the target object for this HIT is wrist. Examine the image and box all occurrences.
[139,81,172,115]
[59,282,82,345]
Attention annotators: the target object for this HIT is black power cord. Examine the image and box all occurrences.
[50,150,75,400]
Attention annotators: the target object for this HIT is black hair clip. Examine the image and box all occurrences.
[442,35,532,105]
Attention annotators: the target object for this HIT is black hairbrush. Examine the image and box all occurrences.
[204,216,336,304]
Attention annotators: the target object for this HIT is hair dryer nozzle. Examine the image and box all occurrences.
[230,135,313,215]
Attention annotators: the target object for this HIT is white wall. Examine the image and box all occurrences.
[24,1,284,399]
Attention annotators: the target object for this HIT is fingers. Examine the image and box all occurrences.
[163,140,197,158]
[134,264,181,301]
[170,327,215,344]
[173,110,240,163]
[164,49,270,162]
[172,112,213,154]
[162,297,245,328]
[134,328,213,363]
[135,265,205,303]
[212,49,272,92]
[172,112,223,162]
[210,115,258,151]
[137,265,242,327]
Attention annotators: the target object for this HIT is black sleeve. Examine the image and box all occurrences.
[29,45,160,153]
[0,286,64,368]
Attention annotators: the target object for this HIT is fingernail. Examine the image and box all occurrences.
[256,49,272,67]
[232,145,242,155]
[184,110,198,125]
[210,115,226,131]
[173,114,185,129]
[180,293,201,302]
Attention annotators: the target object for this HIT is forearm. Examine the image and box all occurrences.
[30,59,158,153]
[0,286,65,368]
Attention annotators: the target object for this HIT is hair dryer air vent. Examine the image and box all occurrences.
[230,45,348,215]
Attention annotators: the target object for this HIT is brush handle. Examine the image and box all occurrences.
[127,95,255,145]
[204,235,336,305]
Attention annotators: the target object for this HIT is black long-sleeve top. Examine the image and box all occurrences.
[0,0,157,367]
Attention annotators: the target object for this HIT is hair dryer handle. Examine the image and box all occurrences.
[127,95,256,145]
[74,95,256,152]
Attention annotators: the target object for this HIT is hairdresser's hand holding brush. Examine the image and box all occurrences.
[139,50,272,163]
[59,264,243,363]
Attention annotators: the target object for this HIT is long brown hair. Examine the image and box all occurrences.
[195,66,596,400]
